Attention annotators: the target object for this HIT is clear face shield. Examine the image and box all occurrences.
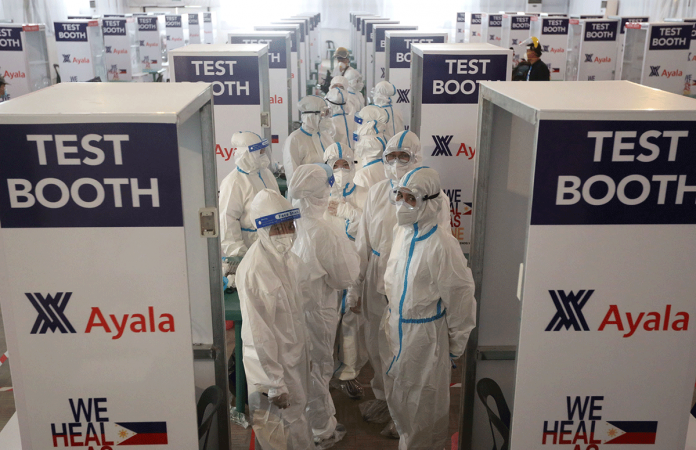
[383,148,414,166]
[255,208,302,253]
[389,186,440,210]
[247,138,270,169]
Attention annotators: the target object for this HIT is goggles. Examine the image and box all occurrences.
[255,208,301,229]
[327,157,353,171]
[388,186,440,210]
[248,139,269,153]
[383,148,414,165]
[301,105,331,118]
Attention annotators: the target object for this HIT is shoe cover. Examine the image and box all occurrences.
[380,420,400,439]
[359,399,391,424]
[315,423,347,449]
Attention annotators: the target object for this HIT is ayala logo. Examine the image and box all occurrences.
[657,68,682,78]
[146,41,158,47]
[431,135,476,159]
[73,57,90,64]
[546,290,689,338]
[584,53,593,62]
[397,88,410,103]
[27,292,76,334]
[63,54,71,63]
[4,70,26,79]
[550,47,565,53]
[593,56,611,64]
[649,65,660,76]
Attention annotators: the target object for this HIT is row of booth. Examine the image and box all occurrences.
[450,12,696,95]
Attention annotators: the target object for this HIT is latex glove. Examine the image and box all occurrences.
[350,297,362,315]
[328,200,339,216]
[270,393,290,409]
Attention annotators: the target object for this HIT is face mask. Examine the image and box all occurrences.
[270,234,295,254]
[256,154,270,171]
[385,162,413,182]
[333,169,351,192]
[302,113,320,132]
[338,61,348,71]
[396,203,420,226]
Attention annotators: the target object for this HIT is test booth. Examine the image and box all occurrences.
[203,12,214,44]
[356,16,383,73]
[665,18,696,96]
[384,31,447,133]
[0,24,50,101]
[409,43,511,254]
[164,15,188,52]
[352,14,376,65]
[102,17,144,82]
[566,18,620,81]
[187,13,202,45]
[228,32,293,163]
[53,19,107,83]
[470,14,483,43]
[0,82,231,450]
[530,16,570,80]
[621,22,693,95]
[371,24,415,94]
[271,21,307,96]
[137,15,165,73]
[278,18,310,91]
[460,80,696,450]
[482,14,504,47]
[456,13,466,43]
[361,19,396,87]
[255,24,302,122]
[170,44,272,184]
[502,14,533,67]
[290,15,319,69]
[610,16,649,80]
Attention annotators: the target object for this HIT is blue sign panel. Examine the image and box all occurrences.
[229,35,287,69]
[531,120,696,225]
[102,19,127,36]
[389,35,446,69]
[542,18,569,35]
[472,14,482,25]
[0,123,183,228]
[489,15,503,27]
[457,13,466,23]
[165,15,181,28]
[584,21,618,42]
[376,27,417,53]
[172,56,260,105]
[0,27,22,51]
[422,53,508,104]
[648,24,691,50]
[137,17,158,31]
[54,22,89,42]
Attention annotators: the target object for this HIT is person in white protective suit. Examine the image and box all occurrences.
[352,105,388,170]
[324,86,354,151]
[321,143,369,398]
[372,81,404,141]
[353,120,388,189]
[334,46,362,85]
[330,75,361,117]
[344,68,366,109]
[283,95,333,183]
[347,131,451,434]
[235,189,313,450]
[219,132,280,258]
[288,164,360,448]
[384,167,476,450]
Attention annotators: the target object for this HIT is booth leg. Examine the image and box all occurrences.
[234,320,247,413]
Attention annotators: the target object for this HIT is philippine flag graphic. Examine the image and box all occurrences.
[552,68,560,73]
[463,202,473,215]
[115,422,168,445]
[272,135,279,144]
[603,421,657,444]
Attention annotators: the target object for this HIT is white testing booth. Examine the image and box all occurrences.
[136,15,165,73]
[228,32,293,163]
[483,13,504,47]
[362,19,396,82]
[0,24,50,101]
[102,17,144,82]
[164,15,187,52]
[352,14,376,65]
[255,25,302,122]
[384,31,448,132]
[170,44,272,183]
[621,22,693,95]
[272,21,307,97]
[502,14,533,66]
[278,18,310,90]
[566,18,620,81]
[610,16,649,80]
[53,20,107,82]
[0,82,230,450]
[463,80,696,450]
[372,24,415,94]
[357,16,384,73]
[665,18,696,96]
[410,43,511,254]
[530,16,570,80]
[456,12,466,43]
[203,12,214,44]
[188,13,202,45]
[470,13,483,43]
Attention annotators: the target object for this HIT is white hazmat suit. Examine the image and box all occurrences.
[344,68,366,108]
[324,87,354,150]
[236,189,313,449]
[330,75,361,117]
[283,95,332,182]
[384,167,476,450]
[372,81,404,141]
[322,143,369,386]
[219,132,280,257]
[353,120,388,189]
[349,131,450,418]
[288,164,360,446]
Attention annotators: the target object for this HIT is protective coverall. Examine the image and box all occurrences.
[344,68,366,109]
[353,120,388,189]
[325,87,355,150]
[236,189,313,450]
[283,95,332,182]
[384,167,476,450]
[373,81,404,141]
[330,75,362,118]
[219,132,280,257]
[288,164,360,445]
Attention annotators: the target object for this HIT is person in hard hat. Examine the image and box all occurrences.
[525,37,550,81]
[334,46,362,82]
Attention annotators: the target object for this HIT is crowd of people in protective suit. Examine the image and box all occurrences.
[218,48,477,450]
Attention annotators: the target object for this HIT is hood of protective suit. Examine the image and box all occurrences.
[288,164,331,219]
[299,95,327,133]
[344,68,364,92]
[356,122,387,161]
[398,167,442,228]
[373,81,397,106]
[325,87,348,115]
[250,188,299,255]
[330,75,349,90]
[232,131,268,173]
[323,142,355,196]
[356,105,388,127]
[384,130,422,181]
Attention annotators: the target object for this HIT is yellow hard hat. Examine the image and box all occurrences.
[334,47,349,59]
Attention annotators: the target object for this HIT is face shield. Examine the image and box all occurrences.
[254,207,301,254]
[389,185,440,210]
[383,148,414,166]
[249,138,271,170]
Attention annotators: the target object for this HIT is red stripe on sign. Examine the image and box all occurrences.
[119,433,168,445]
[605,432,657,444]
